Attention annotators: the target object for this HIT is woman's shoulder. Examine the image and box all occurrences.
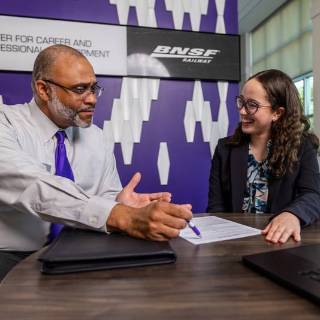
[214,136,248,158]
[300,133,319,152]
[217,136,230,145]
[216,136,232,151]
[217,136,248,148]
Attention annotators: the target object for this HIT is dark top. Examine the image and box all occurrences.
[207,136,320,226]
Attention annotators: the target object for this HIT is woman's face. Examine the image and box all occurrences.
[239,78,281,139]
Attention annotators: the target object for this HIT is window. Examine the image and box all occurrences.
[294,73,314,128]
[251,0,312,79]
[250,0,314,129]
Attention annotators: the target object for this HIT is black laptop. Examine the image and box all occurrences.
[242,244,320,304]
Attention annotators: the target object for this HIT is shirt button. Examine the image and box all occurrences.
[89,216,98,224]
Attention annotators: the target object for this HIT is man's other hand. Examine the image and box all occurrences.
[116,172,171,208]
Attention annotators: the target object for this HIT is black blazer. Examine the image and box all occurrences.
[207,136,320,226]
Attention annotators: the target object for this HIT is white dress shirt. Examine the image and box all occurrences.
[0,99,122,251]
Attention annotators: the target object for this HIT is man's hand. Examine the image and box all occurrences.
[116,172,171,208]
[107,201,192,241]
[262,212,301,244]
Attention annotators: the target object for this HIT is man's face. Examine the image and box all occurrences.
[47,90,93,128]
[41,54,98,128]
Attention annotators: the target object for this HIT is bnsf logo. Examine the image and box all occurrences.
[151,46,220,58]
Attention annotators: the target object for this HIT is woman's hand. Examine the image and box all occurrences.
[262,212,301,244]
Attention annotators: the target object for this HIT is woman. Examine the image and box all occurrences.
[207,69,320,244]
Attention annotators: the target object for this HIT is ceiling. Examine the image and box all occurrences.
[238,0,288,33]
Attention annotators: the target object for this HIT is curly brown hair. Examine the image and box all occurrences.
[228,69,319,177]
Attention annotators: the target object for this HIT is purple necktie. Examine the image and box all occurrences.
[48,131,75,242]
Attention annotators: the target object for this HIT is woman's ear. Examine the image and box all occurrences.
[272,106,285,122]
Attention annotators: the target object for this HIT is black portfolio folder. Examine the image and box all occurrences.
[243,244,320,304]
[39,227,177,274]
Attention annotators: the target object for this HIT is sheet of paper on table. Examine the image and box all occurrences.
[180,215,261,245]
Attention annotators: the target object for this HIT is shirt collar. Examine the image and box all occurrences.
[29,98,75,143]
[248,140,272,160]
[64,126,74,142]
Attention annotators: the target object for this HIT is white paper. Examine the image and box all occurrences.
[180,216,261,245]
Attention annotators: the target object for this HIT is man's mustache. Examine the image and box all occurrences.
[76,106,95,113]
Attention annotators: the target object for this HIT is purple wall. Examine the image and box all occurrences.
[0,0,239,212]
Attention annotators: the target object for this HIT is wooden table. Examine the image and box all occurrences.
[0,213,319,319]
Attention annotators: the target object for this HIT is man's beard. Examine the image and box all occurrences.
[48,92,94,128]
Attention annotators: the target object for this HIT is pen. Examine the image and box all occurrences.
[187,220,202,238]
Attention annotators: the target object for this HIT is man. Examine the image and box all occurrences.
[0,45,192,279]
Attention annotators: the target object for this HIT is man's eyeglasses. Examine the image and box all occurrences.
[235,96,272,115]
[43,79,104,98]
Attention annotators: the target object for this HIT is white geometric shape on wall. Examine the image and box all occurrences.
[0,95,3,104]
[215,0,226,33]
[164,0,184,30]
[109,0,130,25]
[184,0,209,31]
[217,100,228,139]
[217,81,229,138]
[183,80,230,157]
[110,99,124,141]
[193,80,205,121]
[103,77,160,165]
[209,121,220,156]
[215,15,226,33]
[120,121,135,165]
[157,142,170,185]
[184,101,196,142]
[138,78,160,121]
[135,0,157,27]
[201,101,212,142]
[130,99,143,142]
[102,120,115,150]
[218,81,228,101]
[165,0,209,31]
[183,80,212,143]
[208,81,229,157]
[110,0,157,27]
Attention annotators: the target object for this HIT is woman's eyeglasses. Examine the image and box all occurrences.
[235,96,272,115]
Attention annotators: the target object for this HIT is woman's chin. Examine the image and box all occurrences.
[241,123,254,134]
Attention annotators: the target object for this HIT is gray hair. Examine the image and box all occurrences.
[31,44,86,94]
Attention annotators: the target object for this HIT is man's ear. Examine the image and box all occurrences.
[273,106,285,122]
[35,80,50,102]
